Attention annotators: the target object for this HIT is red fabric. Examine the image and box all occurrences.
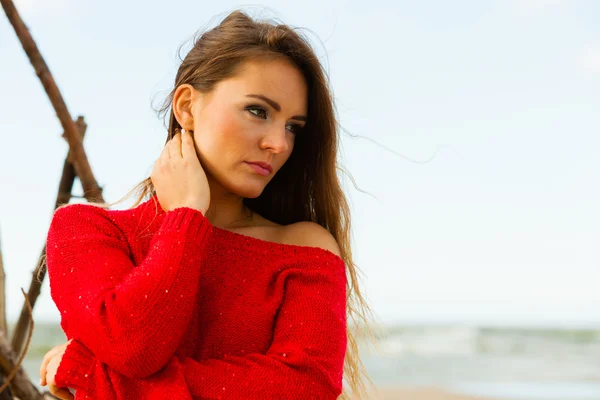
[46,195,348,399]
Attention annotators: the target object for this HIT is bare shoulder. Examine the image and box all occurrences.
[282,221,342,257]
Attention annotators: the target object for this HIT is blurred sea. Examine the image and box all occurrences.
[358,324,600,399]
[16,322,600,399]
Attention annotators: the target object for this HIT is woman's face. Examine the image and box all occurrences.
[184,58,308,199]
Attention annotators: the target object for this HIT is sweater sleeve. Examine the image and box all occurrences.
[54,254,348,400]
[46,202,213,379]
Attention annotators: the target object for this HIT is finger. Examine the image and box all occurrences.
[39,350,57,385]
[181,129,196,161]
[168,130,182,159]
[40,356,49,385]
[55,388,75,400]
[50,384,74,400]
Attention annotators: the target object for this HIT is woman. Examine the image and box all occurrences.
[39,9,377,400]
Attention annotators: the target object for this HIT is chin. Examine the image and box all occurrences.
[227,180,267,199]
[239,185,267,199]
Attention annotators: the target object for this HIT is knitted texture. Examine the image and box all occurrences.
[46,195,348,399]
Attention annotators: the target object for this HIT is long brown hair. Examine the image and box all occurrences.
[96,9,380,399]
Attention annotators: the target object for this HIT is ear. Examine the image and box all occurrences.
[172,84,198,131]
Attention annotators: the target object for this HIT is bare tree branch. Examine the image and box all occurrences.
[0,291,43,400]
[0,0,104,204]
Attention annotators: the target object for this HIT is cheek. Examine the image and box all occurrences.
[199,110,253,163]
[217,116,247,144]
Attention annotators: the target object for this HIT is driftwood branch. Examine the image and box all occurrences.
[0,291,47,400]
[1,1,106,398]
[0,0,103,204]
[11,118,88,358]
[2,0,104,359]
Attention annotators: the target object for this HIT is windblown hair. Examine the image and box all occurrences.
[88,9,380,399]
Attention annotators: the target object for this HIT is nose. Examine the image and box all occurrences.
[259,125,291,154]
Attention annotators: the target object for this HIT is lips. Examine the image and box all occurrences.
[246,161,272,173]
[245,161,272,176]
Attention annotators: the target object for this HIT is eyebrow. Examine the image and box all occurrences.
[246,94,307,122]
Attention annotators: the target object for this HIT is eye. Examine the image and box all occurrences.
[246,106,267,119]
[286,123,304,136]
[246,105,304,135]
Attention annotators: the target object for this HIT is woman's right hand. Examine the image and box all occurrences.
[151,129,211,214]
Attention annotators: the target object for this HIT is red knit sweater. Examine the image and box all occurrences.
[45,195,348,399]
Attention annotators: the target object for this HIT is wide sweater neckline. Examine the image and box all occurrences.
[143,195,344,262]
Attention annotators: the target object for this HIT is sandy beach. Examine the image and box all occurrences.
[364,386,503,400]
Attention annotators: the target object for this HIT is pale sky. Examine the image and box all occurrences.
[1,0,598,327]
